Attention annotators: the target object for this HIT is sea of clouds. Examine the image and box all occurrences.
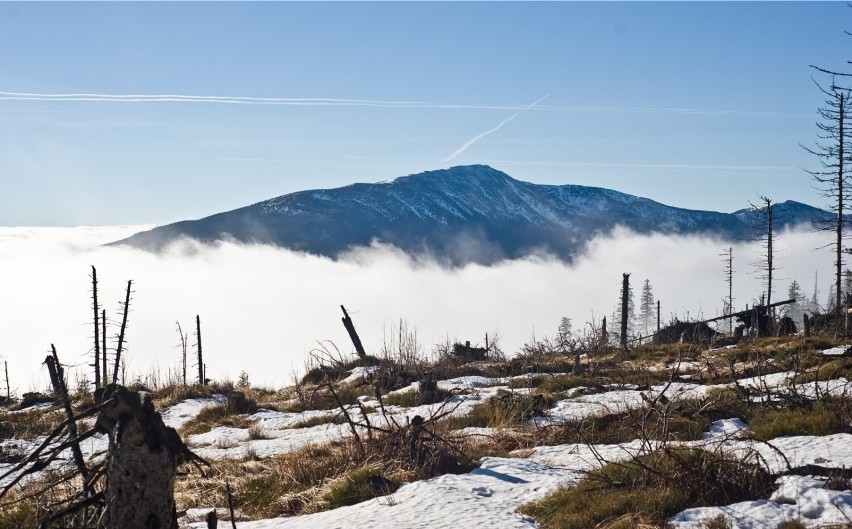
[0,225,835,392]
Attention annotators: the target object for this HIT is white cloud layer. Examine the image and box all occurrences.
[0,226,834,393]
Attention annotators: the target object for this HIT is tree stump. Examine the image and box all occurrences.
[97,387,195,529]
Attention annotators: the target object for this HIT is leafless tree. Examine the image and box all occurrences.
[803,76,852,315]
[749,197,778,313]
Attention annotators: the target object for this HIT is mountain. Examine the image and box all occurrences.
[113,165,833,264]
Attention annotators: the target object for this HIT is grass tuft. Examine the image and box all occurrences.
[519,448,773,529]
[179,403,257,437]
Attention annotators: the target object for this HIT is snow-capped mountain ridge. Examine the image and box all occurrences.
[114,165,832,264]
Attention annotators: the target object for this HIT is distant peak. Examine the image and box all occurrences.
[391,164,511,184]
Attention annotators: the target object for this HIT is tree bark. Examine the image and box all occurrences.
[341,305,367,358]
[98,387,191,529]
[620,273,630,349]
[92,266,100,388]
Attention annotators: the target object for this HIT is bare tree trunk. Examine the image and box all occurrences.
[838,92,845,316]
[341,305,367,358]
[657,300,661,334]
[92,266,100,388]
[767,201,773,311]
[197,315,205,385]
[177,321,188,386]
[46,346,89,484]
[620,273,630,349]
[102,309,108,386]
[113,280,132,384]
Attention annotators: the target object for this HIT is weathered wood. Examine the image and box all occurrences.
[656,300,661,334]
[4,360,9,400]
[113,280,132,384]
[341,305,367,358]
[226,482,238,529]
[92,266,101,388]
[102,309,108,386]
[46,346,89,485]
[176,321,188,385]
[620,273,630,349]
[803,313,811,337]
[703,299,797,324]
[97,387,196,529]
[197,315,205,385]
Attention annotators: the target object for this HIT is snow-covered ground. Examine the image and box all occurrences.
[3,362,852,529]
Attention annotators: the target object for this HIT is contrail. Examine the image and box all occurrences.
[0,91,800,118]
[0,91,431,107]
[442,95,549,164]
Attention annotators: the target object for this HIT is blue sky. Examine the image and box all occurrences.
[0,2,849,226]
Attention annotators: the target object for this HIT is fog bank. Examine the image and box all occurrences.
[0,226,833,392]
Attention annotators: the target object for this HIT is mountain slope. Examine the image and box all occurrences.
[114,165,832,264]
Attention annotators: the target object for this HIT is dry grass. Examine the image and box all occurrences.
[151,384,215,409]
[175,431,475,520]
[703,514,733,529]
[745,401,850,440]
[178,403,257,437]
[519,448,773,529]
[0,406,64,442]
[247,423,271,440]
[288,413,345,429]
[0,470,84,529]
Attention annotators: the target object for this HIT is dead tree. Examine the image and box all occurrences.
[749,197,778,321]
[102,309,107,385]
[3,360,9,400]
[0,386,205,529]
[341,305,367,359]
[196,314,205,385]
[99,387,197,528]
[720,247,734,334]
[803,75,852,316]
[620,273,630,349]
[112,280,132,385]
[45,346,89,485]
[176,321,188,385]
[91,266,101,388]
[656,300,661,334]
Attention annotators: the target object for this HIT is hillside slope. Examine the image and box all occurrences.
[114,165,832,264]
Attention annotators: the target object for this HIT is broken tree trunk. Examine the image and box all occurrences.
[340,305,367,358]
[113,280,132,384]
[96,387,198,529]
[4,360,9,400]
[46,346,90,485]
[657,300,661,334]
